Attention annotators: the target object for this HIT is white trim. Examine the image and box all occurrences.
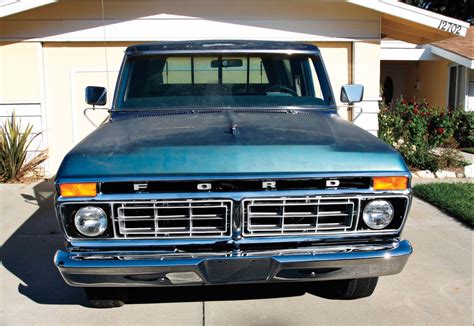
[0,100,42,105]
[2,37,382,43]
[430,45,474,69]
[463,67,469,111]
[380,47,437,61]
[380,40,420,49]
[37,42,50,175]
[0,0,56,18]
[364,97,383,102]
[0,34,380,43]
[69,70,76,145]
[380,40,439,61]
[380,40,474,67]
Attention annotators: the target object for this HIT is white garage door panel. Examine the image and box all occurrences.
[0,103,43,133]
[0,103,46,167]
[0,104,42,117]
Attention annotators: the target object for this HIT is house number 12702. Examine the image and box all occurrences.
[438,20,462,34]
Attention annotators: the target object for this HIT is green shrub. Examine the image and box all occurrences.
[452,110,474,148]
[0,113,47,183]
[378,98,458,172]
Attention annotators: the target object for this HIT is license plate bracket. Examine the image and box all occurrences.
[200,257,273,283]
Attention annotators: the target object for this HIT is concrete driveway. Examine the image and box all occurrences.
[1,180,472,325]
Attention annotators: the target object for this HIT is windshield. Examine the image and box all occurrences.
[115,53,334,110]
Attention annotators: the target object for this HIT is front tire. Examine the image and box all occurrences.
[85,288,127,308]
[310,277,378,300]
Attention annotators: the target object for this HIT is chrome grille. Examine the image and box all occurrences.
[112,199,232,238]
[242,197,359,236]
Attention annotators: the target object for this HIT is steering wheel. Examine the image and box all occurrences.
[265,85,298,96]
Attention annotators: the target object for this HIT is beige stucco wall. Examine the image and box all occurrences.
[353,42,380,100]
[403,60,449,107]
[0,42,42,102]
[352,41,381,134]
[315,42,352,120]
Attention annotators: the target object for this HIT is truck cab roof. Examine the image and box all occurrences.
[125,40,321,55]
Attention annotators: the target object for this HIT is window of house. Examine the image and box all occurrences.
[448,66,457,109]
[448,65,468,110]
[469,69,474,111]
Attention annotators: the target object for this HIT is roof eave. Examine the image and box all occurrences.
[0,0,56,18]
[430,45,474,69]
[348,0,470,44]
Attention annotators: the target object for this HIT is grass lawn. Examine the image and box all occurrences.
[461,148,474,154]
[413,182,473,227]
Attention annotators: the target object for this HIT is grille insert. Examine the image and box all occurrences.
[242,197,359,236]
[113,199,232,238]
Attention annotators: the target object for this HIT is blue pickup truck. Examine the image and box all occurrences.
[54,40,412,308]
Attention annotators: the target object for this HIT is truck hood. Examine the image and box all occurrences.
[57,110,408,180]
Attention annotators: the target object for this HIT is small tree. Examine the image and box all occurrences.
[0,113,48,182]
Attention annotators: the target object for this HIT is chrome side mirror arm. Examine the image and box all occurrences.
[83,107,110,128]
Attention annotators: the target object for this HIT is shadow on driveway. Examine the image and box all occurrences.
[1,180,316,307]
[1,180,88,306]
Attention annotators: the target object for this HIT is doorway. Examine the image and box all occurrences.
[380,64,406,106]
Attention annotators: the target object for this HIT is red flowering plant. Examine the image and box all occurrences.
[378,98,456,172]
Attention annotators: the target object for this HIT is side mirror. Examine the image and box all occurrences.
[85,86,107,106]
[340,84,364,104]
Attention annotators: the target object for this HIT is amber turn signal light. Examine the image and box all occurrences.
[59,183,97,197]
[373,176,408,191]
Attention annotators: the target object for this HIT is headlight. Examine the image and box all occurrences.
[362,200,394,229]
[74,206,108,237]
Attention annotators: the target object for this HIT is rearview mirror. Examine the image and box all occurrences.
[340,84,364,104]
[85,86,107,106]
[211,59,243,68]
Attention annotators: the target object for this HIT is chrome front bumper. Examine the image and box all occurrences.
[54,240,412,287]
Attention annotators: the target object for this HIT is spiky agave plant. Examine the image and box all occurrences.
[0,113,47,182]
